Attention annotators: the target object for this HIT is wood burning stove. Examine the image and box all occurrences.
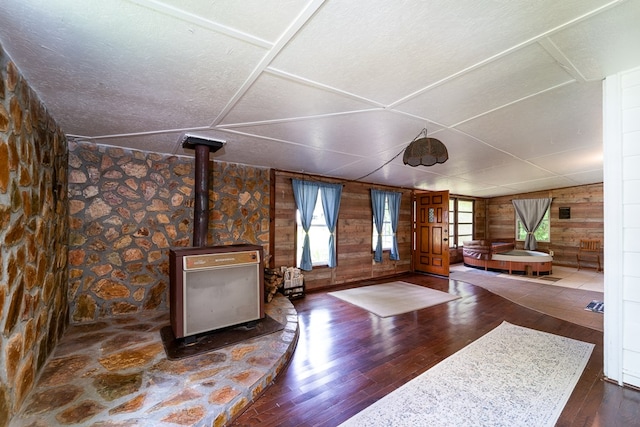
[169,244,264,339]
[168,135,264,341]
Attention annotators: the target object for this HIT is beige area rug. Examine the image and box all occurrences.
[328,281,460,317]
[340,321,595,427]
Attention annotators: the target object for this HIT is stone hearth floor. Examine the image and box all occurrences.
[11,295,298,427]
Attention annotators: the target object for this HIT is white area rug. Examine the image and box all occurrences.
[328,281,460,317]
[340,321,594,427]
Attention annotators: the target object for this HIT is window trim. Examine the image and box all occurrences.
[450,197,475,249]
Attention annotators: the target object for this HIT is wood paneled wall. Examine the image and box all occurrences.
[271,170,602,280]
[474,198,488,241]
[271,170,413,291]
[485,183,603,268]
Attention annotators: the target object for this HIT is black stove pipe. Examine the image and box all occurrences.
[181,135,225,247]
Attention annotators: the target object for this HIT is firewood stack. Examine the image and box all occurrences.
[264,267,284,302]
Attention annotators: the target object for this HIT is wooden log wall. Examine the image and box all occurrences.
[271,170,413,291]
[474,198,488,241]
[485,183,603,268]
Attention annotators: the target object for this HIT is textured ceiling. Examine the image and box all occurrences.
[1,0,639,197]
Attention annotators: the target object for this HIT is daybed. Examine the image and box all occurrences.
[462,239,552,275]
[462,239,515,261]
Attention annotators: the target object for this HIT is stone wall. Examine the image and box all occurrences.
[210,162,270,246]
[0,45,69,423]
[67,141,270,322]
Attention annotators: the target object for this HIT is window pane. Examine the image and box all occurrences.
[458,200,473,211]
[450,198,474,249]
[457,212,473,223]
[372,197,393,250]
[449,201,456,248]
[534,209,550,241]
[458,224,473,235]
[516,208,550,242]
[307,225,330,264]
[516,221,527,240]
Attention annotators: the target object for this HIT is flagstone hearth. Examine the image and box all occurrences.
[10,295,298,427]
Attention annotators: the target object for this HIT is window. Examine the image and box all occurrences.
[371,189,401,262]
[296,191,331,267]
[372,197,393,250]
[449,198,474,248]
[516,208,550,242]
[292,179,342,270]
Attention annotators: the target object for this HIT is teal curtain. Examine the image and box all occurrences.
[292,179,319,270]
[371,189,386,262]
[387,191,402,261]
[319,182,342,268]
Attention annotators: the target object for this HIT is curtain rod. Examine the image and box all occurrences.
[290,177,345,187]
[510,196,554,201]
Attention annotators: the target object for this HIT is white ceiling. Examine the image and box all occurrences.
[1,0,639,197]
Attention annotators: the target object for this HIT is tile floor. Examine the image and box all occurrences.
[450,264,604,331]
[10,295,298,427]
[495,265,604,292]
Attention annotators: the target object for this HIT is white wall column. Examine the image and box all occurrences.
[603,66,640,388]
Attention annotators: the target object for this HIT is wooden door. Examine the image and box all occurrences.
[414,190,450,276]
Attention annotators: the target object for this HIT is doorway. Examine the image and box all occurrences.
[413,190,450,276]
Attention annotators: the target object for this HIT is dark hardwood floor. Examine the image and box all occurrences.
[232,273,639,427]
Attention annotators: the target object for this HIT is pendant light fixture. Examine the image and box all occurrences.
[402,128,448,167]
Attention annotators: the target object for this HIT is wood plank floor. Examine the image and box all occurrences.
[232,273,640,427]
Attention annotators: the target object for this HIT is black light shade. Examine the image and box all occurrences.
[403,131,448,167]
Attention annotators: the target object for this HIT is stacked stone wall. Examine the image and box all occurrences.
[0,45,69,423]
[210,161,270,246]
[67,141,270,323]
